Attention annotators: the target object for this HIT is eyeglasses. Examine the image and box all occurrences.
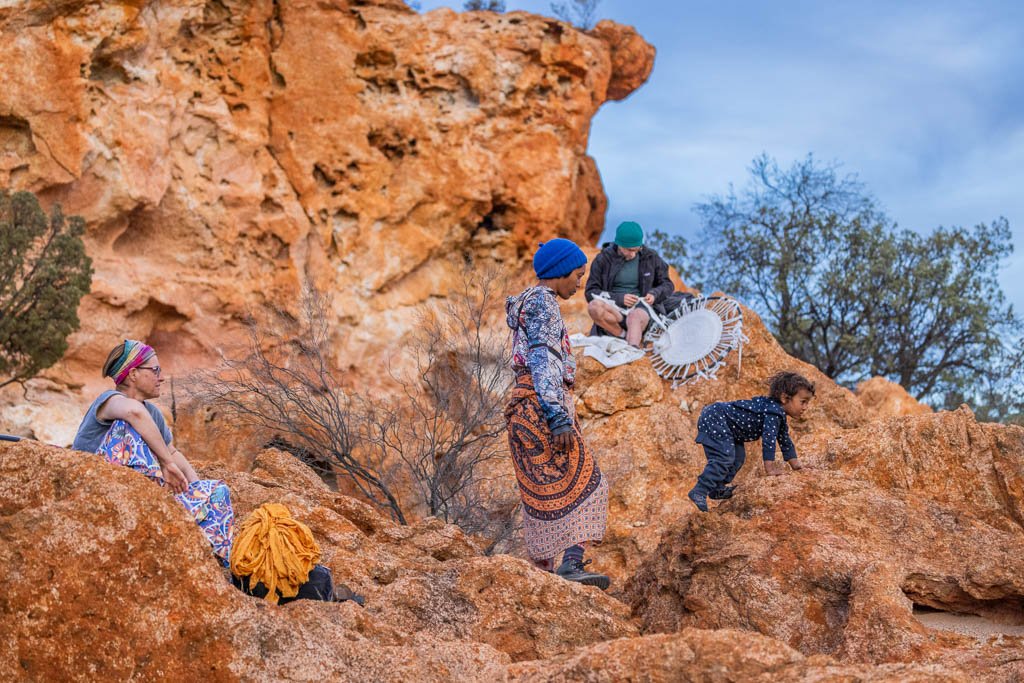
[136,365,162,377]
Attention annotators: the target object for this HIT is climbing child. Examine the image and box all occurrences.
[687,371,815,512]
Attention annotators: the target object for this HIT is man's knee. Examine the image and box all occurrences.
[588,299,620,323]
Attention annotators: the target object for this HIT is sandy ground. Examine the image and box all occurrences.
[914,608,1024,638]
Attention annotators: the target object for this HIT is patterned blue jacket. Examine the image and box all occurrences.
[506,286,576,435]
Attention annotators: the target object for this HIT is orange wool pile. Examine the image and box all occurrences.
[229,503,321,603]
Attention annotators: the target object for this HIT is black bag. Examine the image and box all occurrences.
[232,564,336,604]
[655,291,694,316]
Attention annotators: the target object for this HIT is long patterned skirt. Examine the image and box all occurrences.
[97,420,234,565]
[505,373,608,563]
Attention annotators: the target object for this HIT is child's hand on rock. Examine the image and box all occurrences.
[763,460,786,477]
[788,458,804,471]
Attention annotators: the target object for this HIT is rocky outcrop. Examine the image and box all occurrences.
[626,466,1024,679]
[0,0,655,443]
[6,434,1010,681]
[0,439,635,680]
[563,301,873,584]
[825,406,1024,533]
[5,278,1022,680]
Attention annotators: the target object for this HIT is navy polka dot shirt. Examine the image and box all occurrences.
[696,396,798,462]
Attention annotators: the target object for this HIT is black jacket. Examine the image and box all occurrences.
[584,243,679,337]
[584,243,675,310]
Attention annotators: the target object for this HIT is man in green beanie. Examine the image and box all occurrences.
[584,221,678,347]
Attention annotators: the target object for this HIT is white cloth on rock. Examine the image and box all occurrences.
[569,333,646,368]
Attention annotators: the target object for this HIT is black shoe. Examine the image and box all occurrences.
[687,487,709,512]
[333,583,366,607]
[555,558,610,590]
[708,485,736,500]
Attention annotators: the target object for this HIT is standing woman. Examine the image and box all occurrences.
[505,239,610,589]
[72,339,234,565]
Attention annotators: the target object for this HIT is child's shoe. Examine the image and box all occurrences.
[708,485,736,500]
[687,487,709,512]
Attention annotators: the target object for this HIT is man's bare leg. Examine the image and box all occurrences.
[625,308,650,347]
[587,299,626,337]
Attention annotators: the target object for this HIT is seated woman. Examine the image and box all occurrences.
[72,339,234,565]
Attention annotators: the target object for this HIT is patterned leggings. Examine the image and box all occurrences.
[96,420,234,565]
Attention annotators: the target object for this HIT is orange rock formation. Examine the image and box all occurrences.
[856,376,933,419]
[0,0,653,443]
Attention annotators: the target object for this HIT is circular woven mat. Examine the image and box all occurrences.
[653,309,724,365]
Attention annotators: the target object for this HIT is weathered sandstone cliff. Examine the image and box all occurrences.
[0,0,653,443]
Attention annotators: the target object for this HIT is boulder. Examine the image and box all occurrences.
[856,376,933,419]
[825,406,1024,532]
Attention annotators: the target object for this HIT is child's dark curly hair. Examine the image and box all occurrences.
[768,371,815,402]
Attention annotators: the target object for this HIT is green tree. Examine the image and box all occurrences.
[550,0,601,29]
[652,154,1021,410]
[941,344,1024,425]
[0,190,93,389]
[683,154,892,380]
[868,221,1019,400]
[463,0,505,11]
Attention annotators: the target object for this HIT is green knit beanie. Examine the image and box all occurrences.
[614,221,644,248]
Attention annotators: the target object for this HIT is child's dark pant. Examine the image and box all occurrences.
[695,440,747,494]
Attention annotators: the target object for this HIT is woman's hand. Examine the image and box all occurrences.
[623,294,639,307]
[170,447,200,483]
[552,430,573,453]
[160,462,190,494]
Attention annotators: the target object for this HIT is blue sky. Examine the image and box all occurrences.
[418,1,1024,315]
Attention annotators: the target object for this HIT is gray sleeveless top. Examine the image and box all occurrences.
[71,390,172,453]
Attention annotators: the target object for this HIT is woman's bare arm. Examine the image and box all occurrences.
[97,395,189,492]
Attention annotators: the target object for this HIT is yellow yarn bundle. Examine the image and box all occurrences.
[229,503,321,604]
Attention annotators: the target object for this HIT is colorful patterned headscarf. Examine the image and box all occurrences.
[108,339,155,385]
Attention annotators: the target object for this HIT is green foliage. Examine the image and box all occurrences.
[0,190,93,388]
[655,154,1022,416]
[868,221,1019,401]
[550,0,601,29]
[463,0,505,11]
